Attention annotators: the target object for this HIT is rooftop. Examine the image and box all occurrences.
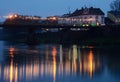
[69,7,104,17]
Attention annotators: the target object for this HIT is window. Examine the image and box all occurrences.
[84,17,87,19]
[101,16,104,23]
[96,16,98,19]
[89,16,93,22]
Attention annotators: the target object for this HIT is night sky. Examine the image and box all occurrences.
[0,0,113,20]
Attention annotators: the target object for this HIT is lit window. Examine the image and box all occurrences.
[89,16,93,22]
[79,19,82,21]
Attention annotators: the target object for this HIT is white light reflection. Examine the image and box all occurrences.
[59,45,63,76]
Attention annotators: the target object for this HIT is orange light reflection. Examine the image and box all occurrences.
[2,45,100,81]
[89,50,94,78]
[9,47,15,58]
[15,64,18,82]
[9,59,13,82]
[52,47,57,82]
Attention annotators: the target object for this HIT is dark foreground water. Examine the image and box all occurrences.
[0,41,120,82]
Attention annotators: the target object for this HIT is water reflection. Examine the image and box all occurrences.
[3,57,18,82]
[9,47,15,58]
[2,44,100,81]
[0,43,120,82]
[52,47,57,82]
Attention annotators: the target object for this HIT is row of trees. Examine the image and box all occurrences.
[110,0,120,11]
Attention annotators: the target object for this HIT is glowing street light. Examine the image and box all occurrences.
[52,17,56,20]
[8,15,14,19]
[7,14,18,19]
[14,14,18,17]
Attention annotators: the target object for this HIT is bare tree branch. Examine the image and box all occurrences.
[110,0,120,11]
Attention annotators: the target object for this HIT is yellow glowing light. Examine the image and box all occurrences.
[15,64,18,82]
[89,50,93,78]
[8,15,14,19]
[73,45,77,63]
[51,47,57,82]
[8,14,18,19]
[52,17,56,20]
[89,18,93,21]
[53,56,56,82]
[10,59,13,82]
[96,22,99,26]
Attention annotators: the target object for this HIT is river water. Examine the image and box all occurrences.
[0,40,119,82]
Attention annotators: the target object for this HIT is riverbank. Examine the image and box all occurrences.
[1,25,120,46]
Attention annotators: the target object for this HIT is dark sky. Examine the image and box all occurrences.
[0,0,113,21]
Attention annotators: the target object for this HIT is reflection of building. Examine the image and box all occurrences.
[68,45,100,77]
[108,11,120,24]
[0,44,102,82]
[58,7,105,26]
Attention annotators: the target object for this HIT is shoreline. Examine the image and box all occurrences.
[0,24,120,46]
[1,29,120,46]
[0,23,120,28]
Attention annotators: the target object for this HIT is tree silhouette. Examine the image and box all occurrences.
[110,0,120,11]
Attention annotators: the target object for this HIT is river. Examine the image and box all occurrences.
[0,40,120,82]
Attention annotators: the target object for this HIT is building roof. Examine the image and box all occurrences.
[108,11,120,18]
[69,7,104,17]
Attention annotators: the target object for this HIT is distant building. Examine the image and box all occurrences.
[46,16,60,20]
[7,14,41,20]
[4,14,42,25]
[58,7,105,26]
[46,16,61,25]
[108,11,120,24]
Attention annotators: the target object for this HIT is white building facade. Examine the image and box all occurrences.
[58,7,105,26]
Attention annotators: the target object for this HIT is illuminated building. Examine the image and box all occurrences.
[58,7,105,26]
[4,14,42,25]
